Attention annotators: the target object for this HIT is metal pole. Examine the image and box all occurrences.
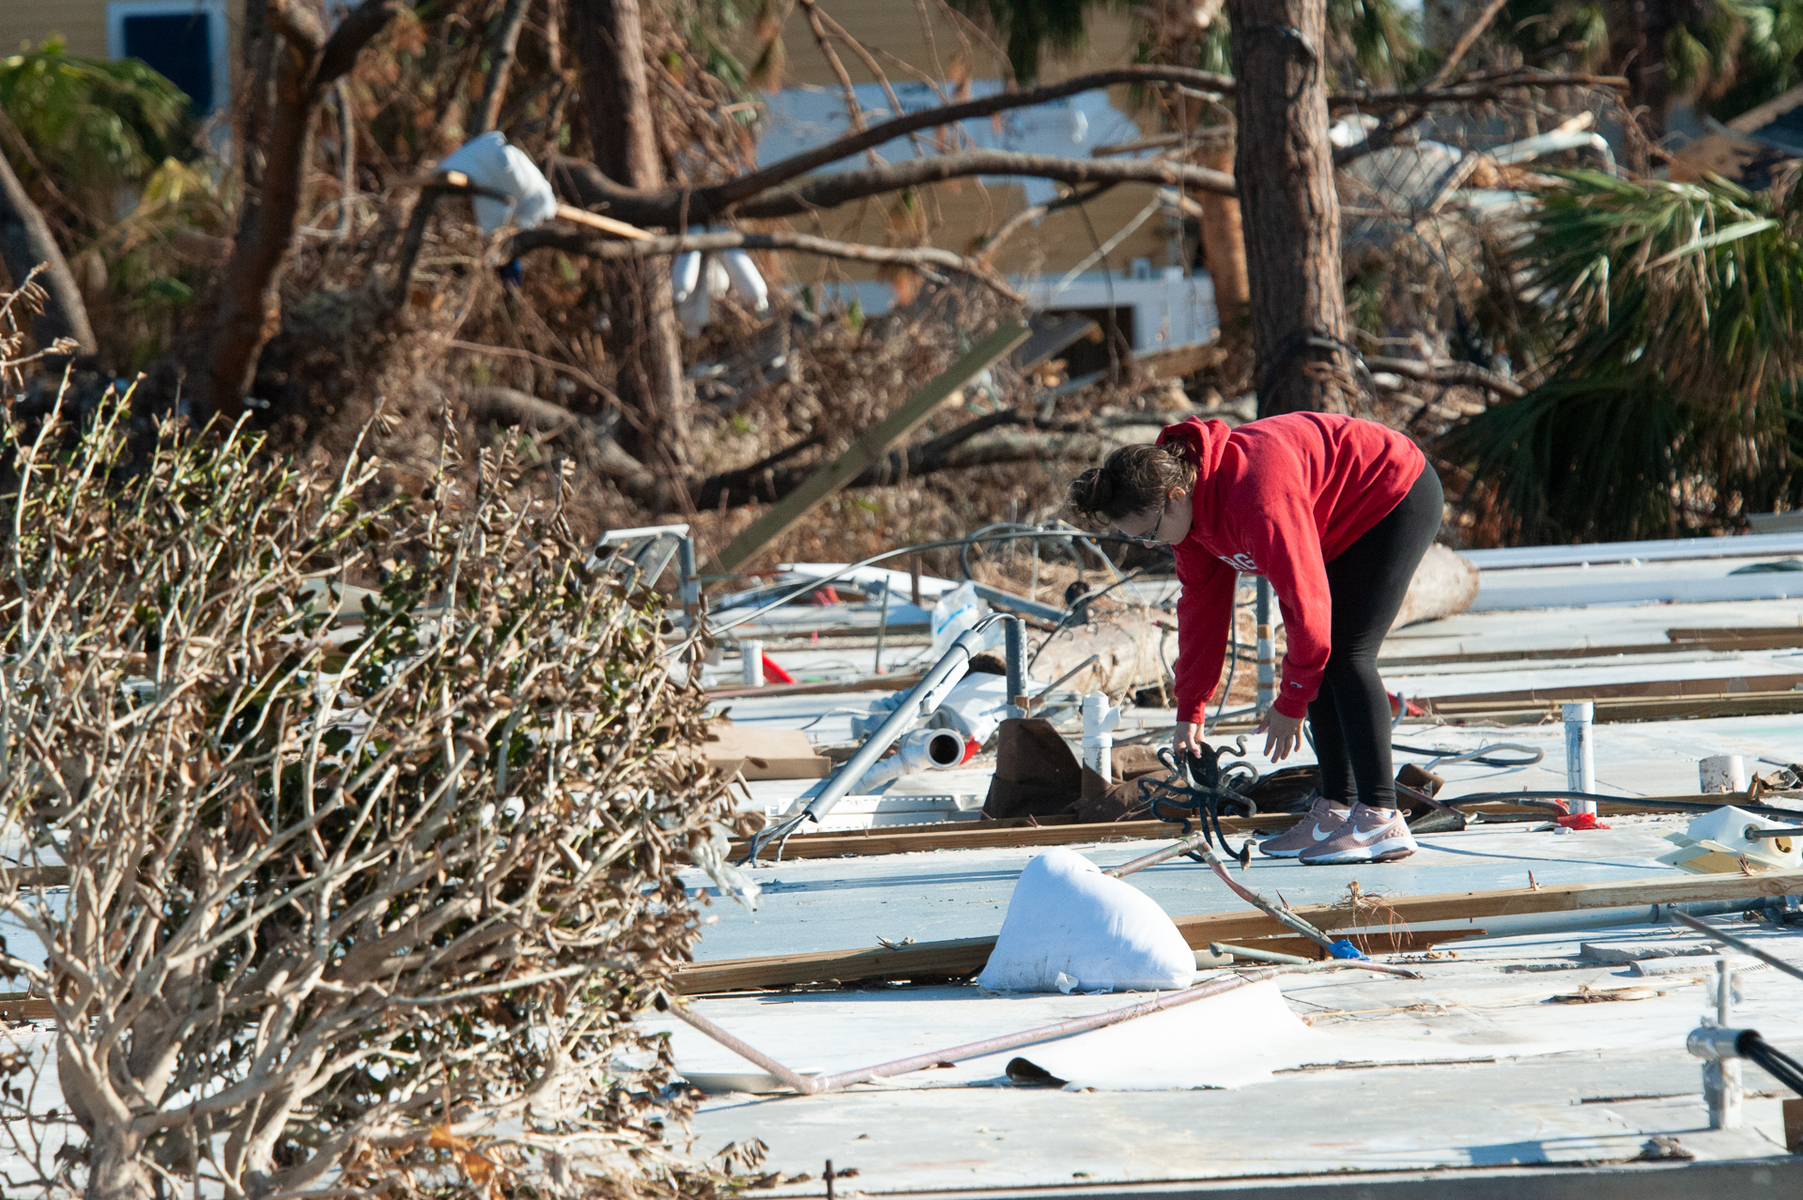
[873,580,891,675]
[1004,615,1027,718]
[1672,910,1803,986]
[1704,958,1744,1129]
[678,533,699,618]
[1255,577,1275,715]
[799,627,985,825]
[741,640,764,688]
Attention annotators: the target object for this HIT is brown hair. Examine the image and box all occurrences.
[1068,442,1198,522]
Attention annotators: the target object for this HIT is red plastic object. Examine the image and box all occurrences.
[960,737,981,764]
[1555,812,1610,831]
[810,586,841,605]
[761,653,794,685]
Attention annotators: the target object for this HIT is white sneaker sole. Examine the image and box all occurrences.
[1300,833,1417,864]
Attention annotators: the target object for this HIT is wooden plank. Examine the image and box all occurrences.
[1418,688,1803,725]
[1423,673,1803,708]
[710,321,1032,574]
[670,869,1803,993]
[1379,626,1803,669]
[0,998,54,1021]
[1230,928,1483,961]
[724,795,1760,861]
[726,814,1298,860]
[703,725,831,779]
[707,671,923,699]
[1668,626,1803,648]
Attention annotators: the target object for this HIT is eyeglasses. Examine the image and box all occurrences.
[1113,505,1173,547]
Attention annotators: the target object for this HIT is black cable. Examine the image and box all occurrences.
[1443,790,1803,821]
[1391,742,1543,769]
[1740,1033,1803,1099]
[1027,566,1152,670]
[704,528,1160,641]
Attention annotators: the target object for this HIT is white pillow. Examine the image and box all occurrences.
[976,848,1195,993]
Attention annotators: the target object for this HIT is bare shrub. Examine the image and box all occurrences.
[0,392,748,1200]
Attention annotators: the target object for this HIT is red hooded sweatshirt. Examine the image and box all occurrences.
[1156,413,1426,722]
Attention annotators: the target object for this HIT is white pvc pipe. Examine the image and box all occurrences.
[1081,692,1116,780]
[1563,701,1595,816]
[741,640,764,688]
[799,628,984,825]
[847,728,965,792]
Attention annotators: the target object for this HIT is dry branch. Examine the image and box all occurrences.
[0,150,94,356]
[1366,355,1525,399]
[0,403,741,1200]
[475,0,535,134]
[512,227,1023,301]
[555,150,1234,229]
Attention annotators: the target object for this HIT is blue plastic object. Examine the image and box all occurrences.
[1328,939,1368,960]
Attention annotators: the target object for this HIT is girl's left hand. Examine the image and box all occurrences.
[1255,709,1304,761]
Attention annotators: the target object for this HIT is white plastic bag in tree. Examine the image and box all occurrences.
[438,131,557,234]
[977,849,1195,993]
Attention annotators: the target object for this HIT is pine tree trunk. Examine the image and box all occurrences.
[1225,0,1354,416]
[572,0,690,472]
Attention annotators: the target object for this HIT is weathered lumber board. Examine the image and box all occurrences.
[670,869,1803,993]
[1416,689,1803,725]
[1378,625,1803,669]
[1423,673,1803,708]
[723,795,1753,862]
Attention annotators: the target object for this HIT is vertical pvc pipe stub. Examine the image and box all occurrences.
[1562,701,1596,816]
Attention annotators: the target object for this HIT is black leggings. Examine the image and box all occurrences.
[1307,463,1443,811]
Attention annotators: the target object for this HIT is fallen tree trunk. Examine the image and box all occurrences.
[1392,544,1480,629]
[692,411,1108,508]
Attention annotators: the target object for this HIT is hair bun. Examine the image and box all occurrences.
[1068,467,1113,515]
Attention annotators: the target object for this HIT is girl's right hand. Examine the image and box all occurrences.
[1173,721,1203,758]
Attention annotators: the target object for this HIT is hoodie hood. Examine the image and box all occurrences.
[1155,416,1232,484]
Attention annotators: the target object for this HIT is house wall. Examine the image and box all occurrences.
[1,0,244,91]
[744,3,1190,285]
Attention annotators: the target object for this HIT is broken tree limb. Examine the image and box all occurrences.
[690,410,1098,509]
[551,64,1621,230]
[709,321,1032,574]
[205,0,404,419]
[671,868,1803,993]
[474,0,533,135]
[550,203,652,240]
[688,66,1239,212]
[462,384,654,488]
[0,151,94,357]
[512,227,1019,300]
[552,151,1235,230]
[1392,544,1480,629]
[1366,355,1525,399]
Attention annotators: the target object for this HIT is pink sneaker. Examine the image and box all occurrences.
[1298,803,1418,864]
[1258,797,1351,858]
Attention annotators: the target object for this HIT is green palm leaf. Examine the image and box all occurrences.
[1445,169,1803,541]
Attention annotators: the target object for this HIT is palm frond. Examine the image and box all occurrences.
[1447,169,1803,541]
